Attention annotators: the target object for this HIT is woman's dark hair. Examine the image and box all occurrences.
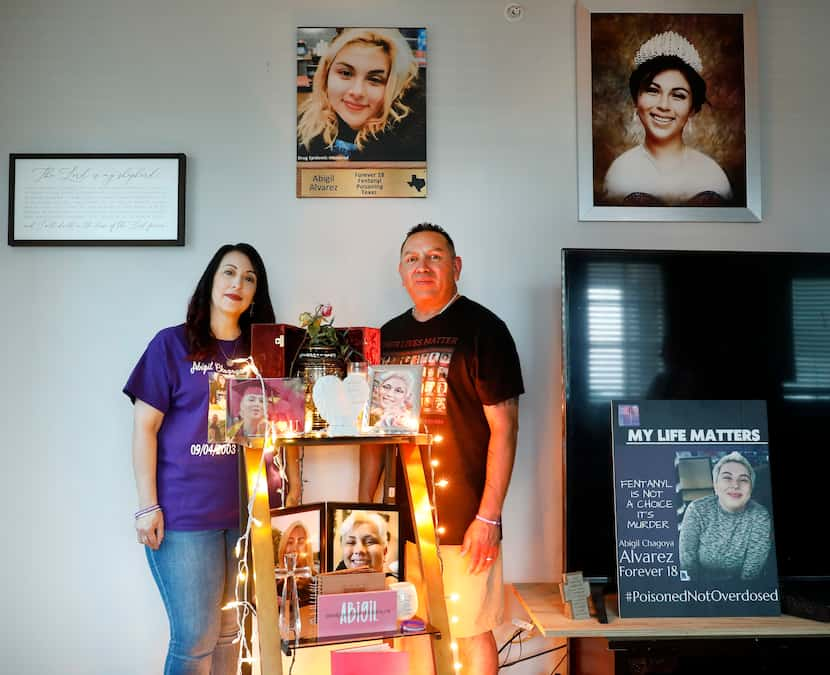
[186,243,276,360]
[629,55,707,113]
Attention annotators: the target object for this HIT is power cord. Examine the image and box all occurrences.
[499,642,567,670]
[499,628,520,666]
[497,628,523,655]
[550,648,568,675]
[498,618,538,667]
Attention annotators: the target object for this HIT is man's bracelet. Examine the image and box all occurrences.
[475,513,501,526]
[134,504,162,520]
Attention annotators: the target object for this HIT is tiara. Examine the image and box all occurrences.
[633,31,703,74]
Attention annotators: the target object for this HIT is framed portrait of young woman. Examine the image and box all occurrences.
[225,377,305,444]
[576,1,761,222]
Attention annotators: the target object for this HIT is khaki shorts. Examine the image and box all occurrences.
[440,545,504,639]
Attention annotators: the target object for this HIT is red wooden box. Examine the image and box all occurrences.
[339,326,380,365]
[250,324,380,377]
[250,323,306,378]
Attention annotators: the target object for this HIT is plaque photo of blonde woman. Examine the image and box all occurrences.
[576,3,761,221]
[296,26,428,198]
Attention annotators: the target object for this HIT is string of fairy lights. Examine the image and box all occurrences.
[217,356,466,672]
[420,425,464,670]
[219,356,291,673]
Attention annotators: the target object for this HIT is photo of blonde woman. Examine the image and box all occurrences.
[297,27,426,162]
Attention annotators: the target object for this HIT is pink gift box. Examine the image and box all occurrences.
[331,647,409,675]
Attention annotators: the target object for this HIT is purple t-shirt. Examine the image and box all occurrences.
[123,324,244,530]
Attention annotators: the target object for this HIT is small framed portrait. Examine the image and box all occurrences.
[296,26,428,198]
[271,503,325,606]
[576,1,761,221]
[226,378,305,444]
[326,502,401,580]
[362,364,423,433]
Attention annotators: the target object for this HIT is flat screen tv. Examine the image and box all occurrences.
[562,248,830,587]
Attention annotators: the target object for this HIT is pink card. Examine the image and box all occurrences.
[316,589,397,637]
[331,648,409,675]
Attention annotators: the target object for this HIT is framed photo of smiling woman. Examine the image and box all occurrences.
[576,1,761,221]
[326,502,401,580]
[362,364,423,434]
[296,26,428,198]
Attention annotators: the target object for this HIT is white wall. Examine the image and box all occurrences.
[0,1,827,673]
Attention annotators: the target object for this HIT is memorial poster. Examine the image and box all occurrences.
[612,400,780,618]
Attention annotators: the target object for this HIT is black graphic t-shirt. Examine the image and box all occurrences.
[382,296,524,544]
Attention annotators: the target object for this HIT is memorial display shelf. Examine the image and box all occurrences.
[241,432,454,675]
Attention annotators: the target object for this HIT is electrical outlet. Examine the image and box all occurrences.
[511,618,534,632]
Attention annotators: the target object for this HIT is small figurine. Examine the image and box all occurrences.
[560,571,592,620]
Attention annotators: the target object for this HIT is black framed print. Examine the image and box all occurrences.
[8,153,186,245]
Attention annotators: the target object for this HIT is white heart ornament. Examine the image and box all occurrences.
[312,374,370,436]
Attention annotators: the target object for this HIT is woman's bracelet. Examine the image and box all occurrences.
[134,504,162,520]
[475,513,501,526]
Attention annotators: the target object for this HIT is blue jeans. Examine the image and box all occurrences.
[146,529,241,675]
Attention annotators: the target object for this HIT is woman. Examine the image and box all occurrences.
[370,370,416,430]
[335,511,388,574]
[297,28,425,161]
[124,243,275,675]
[679,451,773,584]
[603,31,733,205]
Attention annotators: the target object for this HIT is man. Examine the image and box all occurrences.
[359,223,523,673]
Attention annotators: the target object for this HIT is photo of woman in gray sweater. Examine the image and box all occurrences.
[679,451,773,583]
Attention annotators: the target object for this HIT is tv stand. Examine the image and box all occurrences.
[607,637,829,675]
[513,583,830,674]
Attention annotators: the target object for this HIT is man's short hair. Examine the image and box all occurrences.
[401,222,456,257]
